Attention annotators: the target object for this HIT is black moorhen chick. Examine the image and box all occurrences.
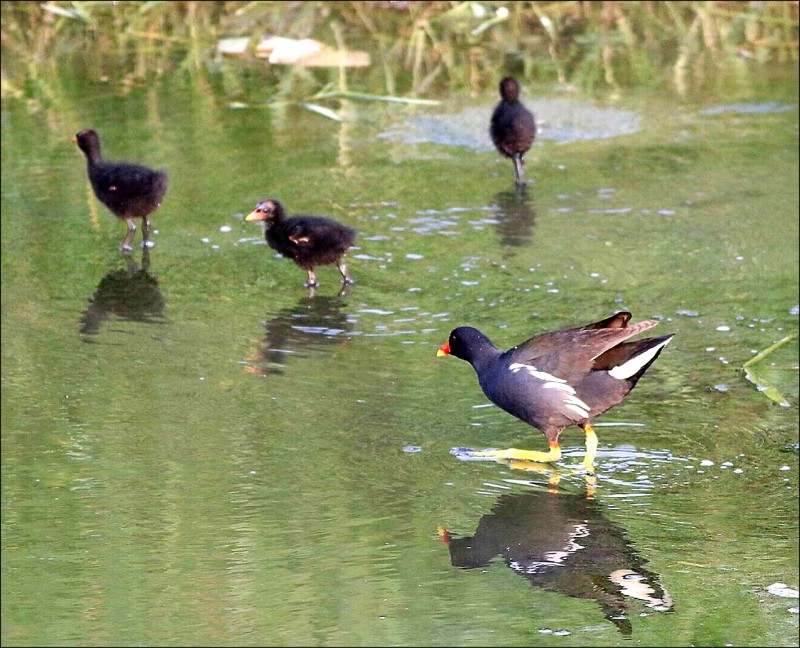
[245,198,356,288]
[437,311,673,473]
[490,77,537,186]
[74,129,168,251]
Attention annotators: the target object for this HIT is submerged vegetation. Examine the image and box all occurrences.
[1,1,798,106]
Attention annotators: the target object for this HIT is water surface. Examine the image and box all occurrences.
[2,56,798,647]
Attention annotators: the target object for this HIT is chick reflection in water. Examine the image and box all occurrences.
[492,186,537,249]
[244,293,353,377]
[439,485,672,636]
[80,249,166,338]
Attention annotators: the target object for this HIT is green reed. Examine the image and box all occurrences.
[1,1,797,103]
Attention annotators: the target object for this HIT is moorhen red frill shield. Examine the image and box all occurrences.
[245,198,356,288]
[74,129,168,251]
[437,312,673,473]
[490,77,537,187]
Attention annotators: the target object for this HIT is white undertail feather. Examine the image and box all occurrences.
[608,337,672,380]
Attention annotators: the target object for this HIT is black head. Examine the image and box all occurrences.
[498,77,521,102]
[245,198,284,224]
[74,129,102,160]
[437,326,497,364]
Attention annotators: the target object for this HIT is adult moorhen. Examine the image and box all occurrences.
[245,198,356,288]
[490,77,537,187]
[74,129,168,251]
[437,311,673,473]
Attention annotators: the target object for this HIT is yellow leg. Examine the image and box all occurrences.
[582,423,598,474]
[467,441,562,463]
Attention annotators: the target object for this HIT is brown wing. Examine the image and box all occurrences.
[505,314,658,385]
[507,312,630,358]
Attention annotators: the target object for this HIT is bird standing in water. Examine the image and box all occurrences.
[437,312,673,473]
[245,198,356,288]
[74,129,167,251]
[490,77,537,186]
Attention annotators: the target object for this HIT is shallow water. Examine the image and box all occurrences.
[2,56,798,646]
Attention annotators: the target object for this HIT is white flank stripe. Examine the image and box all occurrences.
[609,337,672,380]
[509,362,567,383]
[542,382,575,393]
[564,395,591,418]
[509,362,591,418]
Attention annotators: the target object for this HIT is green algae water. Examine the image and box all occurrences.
[2,51,798,646]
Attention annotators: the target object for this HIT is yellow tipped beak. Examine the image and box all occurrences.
[244,210,263,222]
[436,348,447,357]
[437,342,450,357]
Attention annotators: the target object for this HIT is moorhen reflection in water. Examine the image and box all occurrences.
[244,293,353,377]
[80,249,166,337]
[439,488,673,636]
[492,186,537,248]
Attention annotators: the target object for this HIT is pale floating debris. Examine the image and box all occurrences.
[256,36,370,67]
[714,384,729,392]
[716,325,731,332]
[553,630,572,636]
[658,209,676,215]
[706,347,716,352]
[217,36,250,56]
[700,459,715,466]
[403,446,422,453]
[780,465,791,471]
[790,607,799,614]
[733,468,743,474]
[220,225,232,233]
[677,309,700,317]
[406,253,424,260]
[791,305,799,315]
[201,237,211,244]
[257,36,320,62]
[767,583,800,598]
